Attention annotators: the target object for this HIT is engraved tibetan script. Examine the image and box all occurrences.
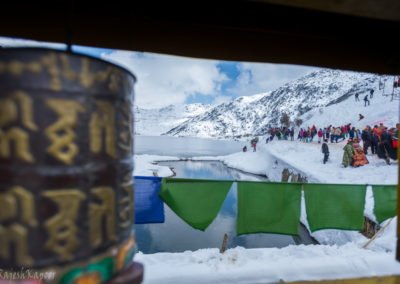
[45,99,85,164]
[119,173,134,229]
[89,187,117,248]
[0,186,38,266]
[0,91,38,163]
[118,104,133,153]
[43,190,85,261]
[89,101,116,158]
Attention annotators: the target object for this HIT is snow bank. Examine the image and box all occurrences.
[136,243,400,284]
[134,154,177,177]
[261,140,397,185]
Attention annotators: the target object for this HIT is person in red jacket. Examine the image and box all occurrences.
[343,126,348,138]
[317,128,323,143]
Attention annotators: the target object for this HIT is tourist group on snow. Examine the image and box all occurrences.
[244,122,398,168]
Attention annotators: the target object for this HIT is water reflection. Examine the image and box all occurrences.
[135,161,296,253]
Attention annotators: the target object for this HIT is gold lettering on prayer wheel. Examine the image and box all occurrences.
[119,173,134,229]
[0,48,139,283]
[43,190,86,261]
[90,101,117,158]
[89,186,117,248]
[0,91,38,162]
[45,99,85,165]
[0,186,38,266]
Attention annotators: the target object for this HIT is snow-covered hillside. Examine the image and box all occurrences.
[164,70,399,139]
[298,75,399,130]
[134,103,212,135]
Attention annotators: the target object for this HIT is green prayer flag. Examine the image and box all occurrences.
[372,185,397,224]
[237,181,302,236]
[304,184,366,232]
[159,178,233,231]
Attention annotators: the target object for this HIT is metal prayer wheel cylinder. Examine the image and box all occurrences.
[0,48,136,283]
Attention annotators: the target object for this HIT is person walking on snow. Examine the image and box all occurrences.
[355,93,359,101]
[317,129,323,143]
[370,89,374,99]
[342,139,354,167]
[335,127,342,143]
[363,95,370,106]
[361,126,371,154]
[253,142,256,152]
[321,139,329,164]
[371,131,379,155]
[349,127,355,140]
[330,127,336,143]
[325,127,330,141]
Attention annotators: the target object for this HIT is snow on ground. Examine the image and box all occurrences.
[261,139,398,184]
[136,241,400,284]
[134,138,399,283]
[134,154,177,177]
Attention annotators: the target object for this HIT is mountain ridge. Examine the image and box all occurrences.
[134,69,397,139]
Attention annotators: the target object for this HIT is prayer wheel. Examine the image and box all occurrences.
[0,48,143,283]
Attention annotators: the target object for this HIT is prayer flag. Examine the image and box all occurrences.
[304,184,366,232]
[372,185,397,223]
[134,176,164,224]
[237,181,302,236]
[159,178,233,231]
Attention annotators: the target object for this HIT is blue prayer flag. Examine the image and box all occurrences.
[134,176,165,224]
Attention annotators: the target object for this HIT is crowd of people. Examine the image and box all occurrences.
[246,122,399,167]
[265,124,365,144]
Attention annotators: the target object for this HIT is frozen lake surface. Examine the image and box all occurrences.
[134,135,244,157]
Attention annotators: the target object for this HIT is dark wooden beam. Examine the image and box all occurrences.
[1,1,400,74]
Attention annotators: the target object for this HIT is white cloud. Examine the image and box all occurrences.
[228,62,318,97]
[101,51,229,109]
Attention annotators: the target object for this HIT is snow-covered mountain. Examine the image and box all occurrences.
[134,103,212,135]
[134,69,398,139]
[164,70,398,139]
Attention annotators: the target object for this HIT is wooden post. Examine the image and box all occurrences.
[362,218,394,249]
[220,233,229,253]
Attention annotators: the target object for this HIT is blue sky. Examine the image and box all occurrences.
[0,36,318,108]
[185,62,240,104]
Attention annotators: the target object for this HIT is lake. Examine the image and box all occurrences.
[134,135,245,157]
